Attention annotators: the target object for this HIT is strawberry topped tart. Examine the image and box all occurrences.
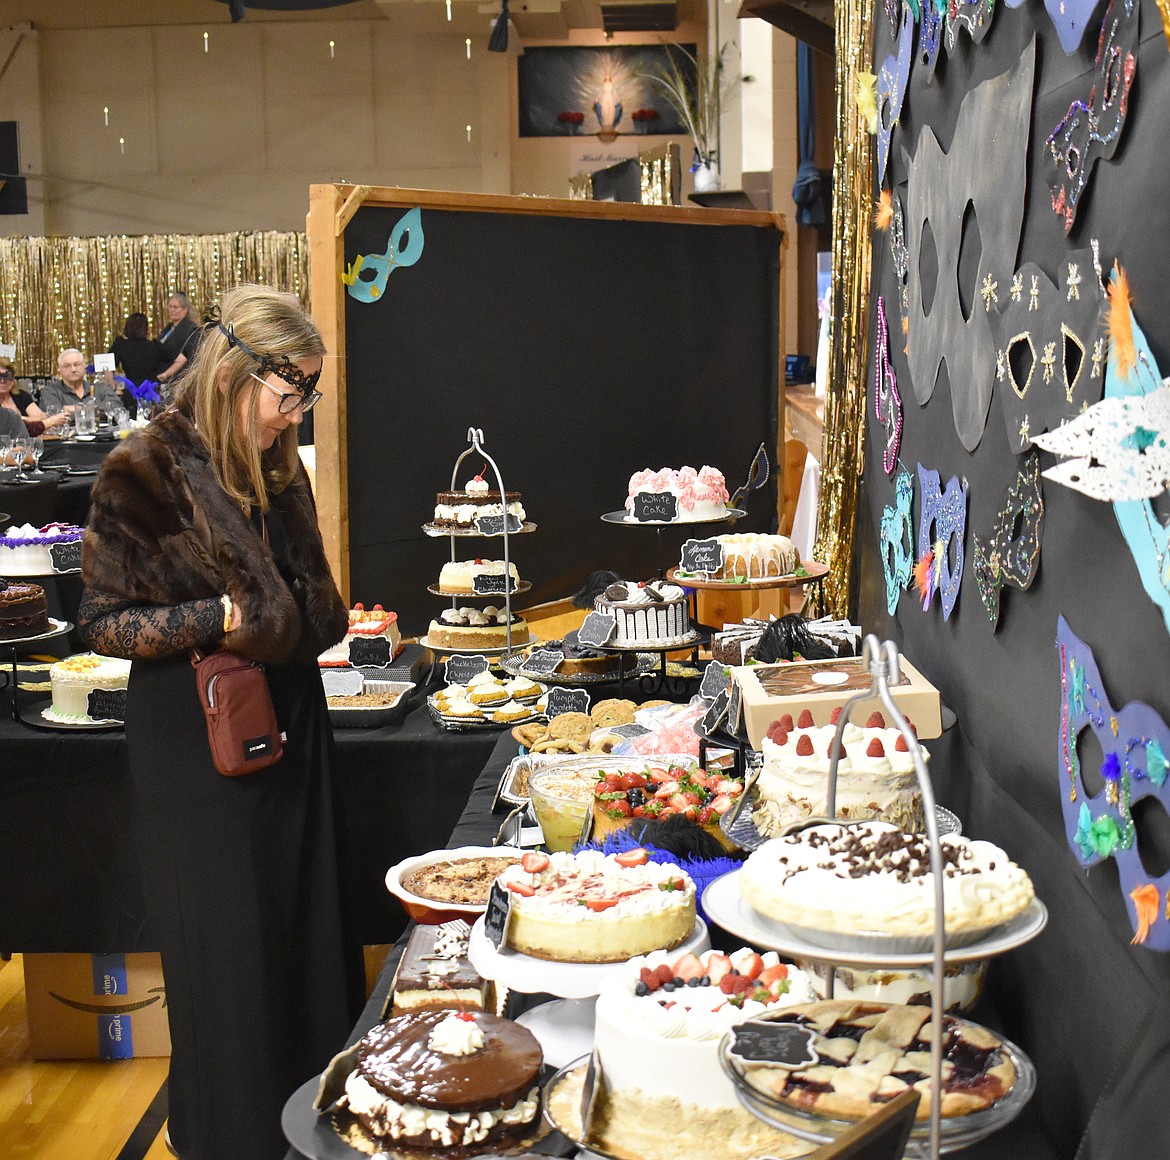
[590,946,816,1158]
[752,708,927,837]
[318,603,402,666]
[495,848,695,963]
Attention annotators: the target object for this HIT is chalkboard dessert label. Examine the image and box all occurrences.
[49,540,83,573]
[577,611,617,648]
[728,1020,818,1070]
[680,537,724,575]
[475,513,523,536]
[699,660,729,701]
[443,653,490,685]
[483,881,513,950]
[700,688,730,737]
[349,637,392,667]
[632,491,679,523]
[472,572,515,595]
[545,686,590,718]
[522,648,564,676]
[321,668,365,698]
[86,687,127,723]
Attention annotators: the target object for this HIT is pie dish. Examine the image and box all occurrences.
[729,1000,1016,1122]
[386,845,521,924]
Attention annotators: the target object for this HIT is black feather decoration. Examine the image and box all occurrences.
[571,570,622,609]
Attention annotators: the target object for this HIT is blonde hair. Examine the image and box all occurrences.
[176,284,324,512]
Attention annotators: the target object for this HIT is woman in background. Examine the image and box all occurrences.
[79,284,361,1160]
[108,312,165,417]
[0,357,67,435]
[156,291,201,387]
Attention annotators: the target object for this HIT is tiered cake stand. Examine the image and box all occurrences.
[703,636,1045,1159]
[1,618,79,728]
[419,427,535,660]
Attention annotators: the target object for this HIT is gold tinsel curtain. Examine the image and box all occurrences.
[813,0,876,618]
[0,231,309,377]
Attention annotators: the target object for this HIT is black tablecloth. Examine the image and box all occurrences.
[0,692,499,952]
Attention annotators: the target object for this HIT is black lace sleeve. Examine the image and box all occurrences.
[78,588,225,660]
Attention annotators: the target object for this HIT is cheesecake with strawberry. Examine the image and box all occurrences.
[591,761,745,852]
[494,848,695,963]
[751,708,927,837]
[318,602,402,666]
[591,946,816,1158]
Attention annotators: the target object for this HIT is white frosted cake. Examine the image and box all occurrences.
[437,559,520,595]
[624,466,731,522]
[495,848,695,963]
[594,580,691,646]
[0,522,84,576]
[44,653,132,723]
[591,946,815,1158]
[752,710,926,837]
[318,604,402,666]
[714,532,801,579]
[740,821,1035,942]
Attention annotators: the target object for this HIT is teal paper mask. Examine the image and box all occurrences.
[344,207,425,303]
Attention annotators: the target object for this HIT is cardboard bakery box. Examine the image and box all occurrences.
[731,655,942,749]
[23,952,171,1059]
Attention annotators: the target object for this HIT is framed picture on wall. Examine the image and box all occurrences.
[517,45,696,140]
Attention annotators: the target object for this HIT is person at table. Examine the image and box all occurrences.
[106,312,165,418]
[156,291,201,388]
[77,284,359,1160]
[39,348,121,416]
[0,399,24,439]
[0,357,67,435]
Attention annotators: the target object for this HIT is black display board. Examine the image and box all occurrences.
[342,205,780,634]
[858,11,1170,1158]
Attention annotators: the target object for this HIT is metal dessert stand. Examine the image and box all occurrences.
[703,635,1045,1160]
[1,618,75,726]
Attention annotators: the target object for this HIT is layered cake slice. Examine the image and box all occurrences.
[432,471,526,530]
[389,921,491,1015]
[0,579,50,640]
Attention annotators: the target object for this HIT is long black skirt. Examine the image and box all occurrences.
[126,653,362,1160]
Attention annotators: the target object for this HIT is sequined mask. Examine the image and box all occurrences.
[880,463,915,615]
[874,296,903,476]
[917,464,968,620]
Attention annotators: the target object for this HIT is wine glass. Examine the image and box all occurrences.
[0,435,11,476]
[28,437,43,474]
[8,435,26,476]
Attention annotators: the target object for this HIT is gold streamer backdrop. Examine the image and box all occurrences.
[813,0,876,619]
[0,231,309,377]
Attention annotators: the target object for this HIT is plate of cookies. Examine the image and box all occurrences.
[509,696,645,755]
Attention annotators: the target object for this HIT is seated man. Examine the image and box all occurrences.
[0,404,26,438]
[39,348,121,416]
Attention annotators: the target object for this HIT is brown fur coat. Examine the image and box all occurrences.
[82,406,347,666]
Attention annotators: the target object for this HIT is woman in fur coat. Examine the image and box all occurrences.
[79,284,363,1160]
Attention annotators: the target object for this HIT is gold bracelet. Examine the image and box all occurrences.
[222,594,233,634]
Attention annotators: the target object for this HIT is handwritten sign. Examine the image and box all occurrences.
[680,537,724,574]
[93,353,116,372]
[699,660,728,701]
[522,648,564,676]
[577,611,617,648]
[727,680,743,736]
[483,881,512,950]
[475,513,523,536]
[545,686,590,718]
[349,637,391,667]
[701,688,730,737]
[49,540,83,573]
[609,722,652,739]
[729,1021,819,1069]
[443,653,490,685]
[86,687,127,722]
[472,572,514,595]
[321,668,364,698]
[632,491,678,523]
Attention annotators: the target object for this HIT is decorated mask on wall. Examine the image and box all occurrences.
[1044,0,1138,234]
[904,41,1035,452]
[874,297,904,475]
[343,207,426,303]
[876,2,916,185]
[881,463,916,615]
[970,451,1045,628]
[1057,615,1170,948]
[915,464,968,619]
[919,0,946,78]
[1004,0,1104,53]
[945,0,996,52]
[989,246,1107,454]
[889,191,911,340]
[1033,268,1170,634]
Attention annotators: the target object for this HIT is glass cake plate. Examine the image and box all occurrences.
[600,507,748,526]
[500,649,659,686]
[426,695,544,732]
[718,1012,1036,1153]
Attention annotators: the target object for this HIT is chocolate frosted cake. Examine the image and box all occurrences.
[0,579,50,640]
[595,580,692,646]
[340,1010,542,1150]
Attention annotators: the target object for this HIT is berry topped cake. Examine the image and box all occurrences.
[432,471,526,531]
[495,848,696,963]
[739,821,1035,945]
[589,947,816,1159]
[751,709,927,837]
[338,1010,542,1150]
[318,603,402,666]
[624,466,731,523]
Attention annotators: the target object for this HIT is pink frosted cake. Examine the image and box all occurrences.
[624,466,731,523]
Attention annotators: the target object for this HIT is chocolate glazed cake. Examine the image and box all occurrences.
[0,578,50,640]
[342,1010,543,1151]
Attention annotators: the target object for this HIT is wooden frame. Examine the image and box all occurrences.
[306,185,787,598]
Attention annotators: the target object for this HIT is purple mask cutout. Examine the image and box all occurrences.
[1005,0,1106,54]
[877,3,915,185]
[1045,0,1138,233]
[919,0,945,79]
[1057,615,1170,949]
[917,464,968,620]
[874,297,904,476]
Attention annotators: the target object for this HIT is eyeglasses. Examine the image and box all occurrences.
[250,372,321,415]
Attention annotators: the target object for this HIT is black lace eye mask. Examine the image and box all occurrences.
[204,310,322,394]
